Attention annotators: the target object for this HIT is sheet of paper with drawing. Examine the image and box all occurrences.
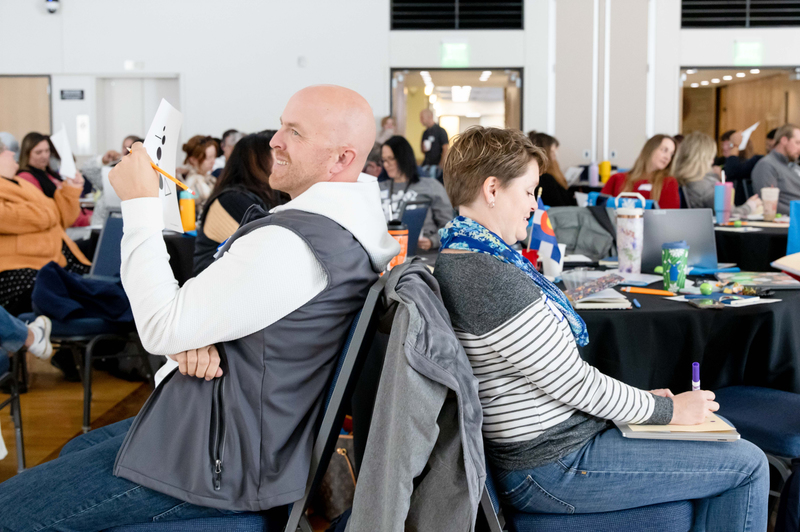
[49,124,77,179]
[144,99,184,232]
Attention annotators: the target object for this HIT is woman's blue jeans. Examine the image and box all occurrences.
[494,426,769,532]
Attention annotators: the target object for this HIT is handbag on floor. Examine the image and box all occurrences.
[313,433,357,521]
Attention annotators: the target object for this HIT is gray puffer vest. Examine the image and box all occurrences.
[114,209,377,511]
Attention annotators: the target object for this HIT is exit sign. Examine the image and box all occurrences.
[441,42,470,68]
[734,42,763,66]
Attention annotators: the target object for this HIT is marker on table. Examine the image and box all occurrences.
[620,286,676,296]
[632,298,641,308]
[692,362,701,391]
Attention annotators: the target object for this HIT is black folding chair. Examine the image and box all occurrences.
[19,210,153,433]
[0,347,26,473]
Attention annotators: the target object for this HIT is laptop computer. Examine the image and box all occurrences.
[641,209,719,273]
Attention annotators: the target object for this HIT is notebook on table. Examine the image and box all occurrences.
[715,271,800,290]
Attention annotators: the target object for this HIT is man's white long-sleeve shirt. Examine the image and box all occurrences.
[119,174,400,384]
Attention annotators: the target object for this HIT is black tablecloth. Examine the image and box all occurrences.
[577,284,800,394]
[715,226,788,272]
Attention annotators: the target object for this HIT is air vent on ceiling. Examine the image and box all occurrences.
[681,0,800,28]
[391,0,523,30]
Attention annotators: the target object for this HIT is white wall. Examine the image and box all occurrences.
[0,0,391,143]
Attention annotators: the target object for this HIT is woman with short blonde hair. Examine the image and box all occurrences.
[435,126,767,530]
[674,132,761,216]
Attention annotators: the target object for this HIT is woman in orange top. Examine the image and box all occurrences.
[601,134,681,209]
[16,132,92,227]
[0,138,90,315]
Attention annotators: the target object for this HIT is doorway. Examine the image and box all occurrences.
[391,68,522,162]
[0,76,51,141]
[95,77,180,154]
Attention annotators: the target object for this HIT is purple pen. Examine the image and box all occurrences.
[692,362,700,391]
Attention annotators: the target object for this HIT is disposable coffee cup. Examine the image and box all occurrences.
[662,240,689,291]
[761,187,780,221]
[542,243,567,278]
[616,193,646,274]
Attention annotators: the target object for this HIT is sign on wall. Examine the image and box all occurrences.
[441,42,470,68]
[60,89,84,100]
[733,42,763,66]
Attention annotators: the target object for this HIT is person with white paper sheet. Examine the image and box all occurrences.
[719,129,763,189]
[0,137,90,315]
[16,132,92,227]
[0,85,400,529]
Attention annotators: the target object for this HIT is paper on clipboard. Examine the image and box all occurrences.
[739,122,760,150]
[49,124,77,179]
[628,413,734,433]
[143,99,184,233]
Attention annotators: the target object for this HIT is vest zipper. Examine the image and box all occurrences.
[210,375,226,491]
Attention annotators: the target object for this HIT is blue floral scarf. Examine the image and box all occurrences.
[439,216,589,346]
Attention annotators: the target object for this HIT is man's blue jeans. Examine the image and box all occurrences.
[494,426,769,531]
[0,418,241,531]
[0,307,29,375]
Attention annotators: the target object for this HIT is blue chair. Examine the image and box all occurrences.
[714,386,800,506]
[399,200,430,257]
[105,276,386,532]
[480,459,694,532]
[19,210,153,433]
[0,343,26,473]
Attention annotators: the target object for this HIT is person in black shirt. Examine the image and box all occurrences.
[528,131,576,207]
[419,109,449,179]
[193,132,288,275]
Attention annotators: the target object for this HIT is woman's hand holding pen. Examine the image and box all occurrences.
[670,390,719,425]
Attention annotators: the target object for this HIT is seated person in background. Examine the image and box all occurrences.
[601,134,680,208]
[528,131,576,207]
[0,307,52,372]
[182,135,219,209]
[0,85,399,530]
[193,132,288,275]
[362,142,383,177]
[0,133,19,161]
[380,135,453,251]
[435,126,768,531]
[675,132,761,216]
[766,128,778,152]
[0,138,90,316]
[211,129,245,177]
[82,135,144,227]
[719,129,762,186]
[752,124,800,215]
[376,115,396,144]
[419,108,449,179]
[16,132,91,226]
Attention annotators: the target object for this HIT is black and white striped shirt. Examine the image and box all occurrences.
[435,252,671,449]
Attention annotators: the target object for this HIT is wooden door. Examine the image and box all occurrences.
[0,76,51,142]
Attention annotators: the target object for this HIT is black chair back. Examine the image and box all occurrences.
[89,209,124,280]
[399,201,430,257]
[283,276,386,532]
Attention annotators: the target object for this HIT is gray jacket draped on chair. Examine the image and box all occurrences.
[347,260,485,532]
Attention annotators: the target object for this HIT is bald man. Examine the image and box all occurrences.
[0,86,400,529]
